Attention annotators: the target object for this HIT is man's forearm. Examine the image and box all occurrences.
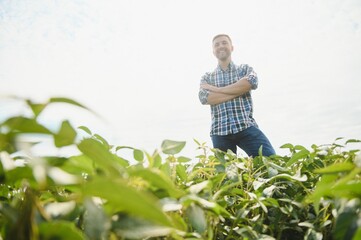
[216,77,252,95]
[201,77,252,105]
[201,77,252,97]
[206,92,239,105]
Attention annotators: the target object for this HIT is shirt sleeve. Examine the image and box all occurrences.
[198,73,210,105]
[242,65,258,90]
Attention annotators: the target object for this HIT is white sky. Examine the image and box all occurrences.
[1,0,361,157]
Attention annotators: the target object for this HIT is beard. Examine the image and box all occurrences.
[215,50,231,61]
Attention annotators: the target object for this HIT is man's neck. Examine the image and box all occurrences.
[218,59,231,71]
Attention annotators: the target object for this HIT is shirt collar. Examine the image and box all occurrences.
[216,61,236,72]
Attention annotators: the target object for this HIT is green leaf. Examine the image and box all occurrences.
[83,177,173,227]
[314,162,355,174]
[177,156,191,163]
[26,100,47,118]
[214,150,226,164]
[49,97,91,112]
[286,149,309,167]
[280,143,294,149]
[94,134,110,148]
[193,138,201,146]
[145,150,162,168]
[215,164,225,173]
[266,161,289,172]
[153,152,162,167]
[264,197,279,207]
[115,145,134,151]
[160,161,171,176]
[83,198,110,239]
[333,168,361,189]
[188,181,211,194]
[133,149,144,162]
[4,117,52,134]
[54,120,77,147]
[176,164,187,182]
[61,154,94,175]
[298,221,314,228]
[41,156,67,166]
[230,188,245,196]
[0,202,17,225]
[128,168,184,198]
[346,139,361,144]
[78,126,92,135]
[262,185,277,197]
[182,195,231,217]
[186,204,207,234]
[333,210,359,240]
[78,138,126,176]
[0,133,11,153]
[111,214,173,239]
[304,229,323,240]
[332,182,361,197]
[352,228,361,240]
[161,140,186,155]
[294,145,307,151]
[39,221,85,240]
[247,191,268,213]
[307,174,338,213]
[4,166,35,185]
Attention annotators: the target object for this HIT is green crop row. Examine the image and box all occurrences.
[0,96,360,240]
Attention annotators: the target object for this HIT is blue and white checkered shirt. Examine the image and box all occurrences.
[199,62,259,136]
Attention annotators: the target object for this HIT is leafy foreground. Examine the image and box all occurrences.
[0,97,360,240]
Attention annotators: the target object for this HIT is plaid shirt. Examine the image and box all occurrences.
[199,62,259,136]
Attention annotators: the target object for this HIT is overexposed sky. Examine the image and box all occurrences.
[1,0,361,157]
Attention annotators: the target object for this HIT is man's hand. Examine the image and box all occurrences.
[200,83,239,105]
[200,83,218,92]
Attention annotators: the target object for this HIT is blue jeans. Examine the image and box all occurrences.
[211,126,275,157]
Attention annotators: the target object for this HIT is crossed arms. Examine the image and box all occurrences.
[200,77,252,105]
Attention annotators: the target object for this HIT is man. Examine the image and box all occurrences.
[199,34,275,157]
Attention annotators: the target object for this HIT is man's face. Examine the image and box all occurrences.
[212,36,233,61]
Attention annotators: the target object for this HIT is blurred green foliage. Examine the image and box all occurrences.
[0,96,360,239]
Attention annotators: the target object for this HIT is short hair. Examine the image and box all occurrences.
[212,34,232,44]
